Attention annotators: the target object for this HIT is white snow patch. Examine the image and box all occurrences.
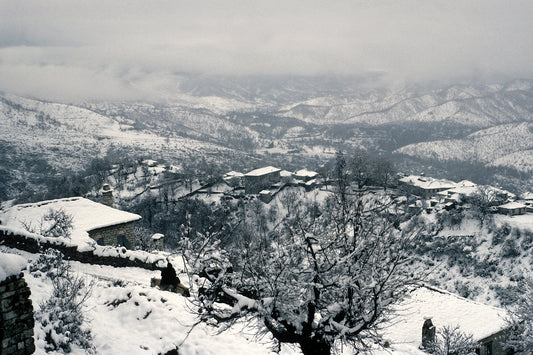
[0,253,27,281]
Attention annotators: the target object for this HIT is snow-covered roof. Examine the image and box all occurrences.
[223,171,244,178]
[383,286,508,348]
[521,192,533,200]
[280,170,293,177]
[399,175,457,190]
[244,166,281,177]
[151,233,164,240]
[305,179,318,186]
[445,193,461,202]
[294,169,318,178]
[0,253,27,282]
[498,202,527,210]
[456,180,476,187]
[143,159,158,167]
[1,197,141,234]
[448,186,479,197]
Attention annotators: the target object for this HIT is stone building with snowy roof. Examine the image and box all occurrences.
[244,166,281,194]
[0,197,141,249]
[293,169,319,182]
[222,171,244,187]
[382,286,510,355]
[399,175,457,198]
[497,201,527,216]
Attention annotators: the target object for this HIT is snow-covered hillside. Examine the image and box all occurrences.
[0,94,237,173]
[0,93,256,200]
[279,81,533,126]
[394,122,533,172]
[2,78,533,200]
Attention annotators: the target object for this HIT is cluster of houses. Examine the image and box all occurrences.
[2,170,531,254]
[0,166,323,253]
[398,174,533,216]
[212,166,321,202]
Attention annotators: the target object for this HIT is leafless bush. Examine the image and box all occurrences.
[427,325,478,355]
[21,208,73,238]
[33,251,94,353]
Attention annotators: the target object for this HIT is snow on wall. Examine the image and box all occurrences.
[0,226,165,268]
[0,252,27,282]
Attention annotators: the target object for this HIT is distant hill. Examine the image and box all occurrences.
[395,122,533,173]
[2,78,533,199]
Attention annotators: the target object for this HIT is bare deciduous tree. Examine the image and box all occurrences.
[187,187,421,355]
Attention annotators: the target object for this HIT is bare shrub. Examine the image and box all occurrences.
[33,251,94,353]
[428,325,478,355]
[21,208,73,238]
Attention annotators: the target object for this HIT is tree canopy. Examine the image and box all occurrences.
[184,182,420,355]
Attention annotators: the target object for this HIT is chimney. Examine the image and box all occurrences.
[102,184,114,207]
[151,233,164,251]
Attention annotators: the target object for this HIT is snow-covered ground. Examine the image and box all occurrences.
[1,240,513,355]
[2,248,299,355]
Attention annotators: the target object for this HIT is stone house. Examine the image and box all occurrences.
[382,286,510,354]
[222,171,244,187]
[293,169,319,182]
[244,166,281,194]
[0,197,141,250]
[259,190,274,203]
[498,202,527,216]
[399,175,457,198]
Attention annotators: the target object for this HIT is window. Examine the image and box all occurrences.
[117,235,131,249]
[483,341,493,355]
[96,237,105,246]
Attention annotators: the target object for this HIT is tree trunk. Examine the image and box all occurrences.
[299,337,331,355]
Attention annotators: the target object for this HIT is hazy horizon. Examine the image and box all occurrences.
[1,0,533,102]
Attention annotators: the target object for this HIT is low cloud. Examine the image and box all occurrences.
[1,0,532,101]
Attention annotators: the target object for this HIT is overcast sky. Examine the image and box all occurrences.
[1,0,532,101]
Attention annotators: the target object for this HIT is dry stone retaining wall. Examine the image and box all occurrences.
[0,273,35,355]
[0,229,159,270]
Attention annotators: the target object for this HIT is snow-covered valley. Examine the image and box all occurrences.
[2,78,533,202]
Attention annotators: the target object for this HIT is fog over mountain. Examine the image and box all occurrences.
[1,0,533,102]
[1,1,532,197]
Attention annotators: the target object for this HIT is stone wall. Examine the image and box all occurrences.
[0,230,159,270]
[0,273,35,355]
[478,328,510,355]
[88,221,136,250]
